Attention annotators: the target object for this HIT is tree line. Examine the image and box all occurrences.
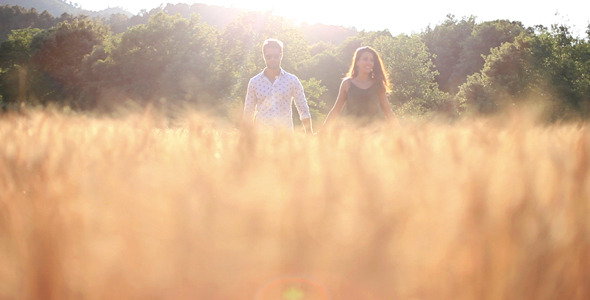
[1,4,590,121]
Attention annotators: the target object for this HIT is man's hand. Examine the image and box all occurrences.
[302,118,313,135]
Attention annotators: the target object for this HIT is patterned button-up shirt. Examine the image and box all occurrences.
[243,69,311,130]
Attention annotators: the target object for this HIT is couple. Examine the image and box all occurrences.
[242,38,396,134]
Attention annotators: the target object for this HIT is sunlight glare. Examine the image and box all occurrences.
[76,0,589,37]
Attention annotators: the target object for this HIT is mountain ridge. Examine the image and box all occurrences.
[1,0,358,44]
[0,0,131,17]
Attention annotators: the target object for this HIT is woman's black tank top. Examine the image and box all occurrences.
[344,80,383,123]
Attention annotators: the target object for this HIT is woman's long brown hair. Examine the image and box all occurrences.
[346,46,391,93]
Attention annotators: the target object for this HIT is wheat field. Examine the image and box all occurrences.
[1,108,589,300]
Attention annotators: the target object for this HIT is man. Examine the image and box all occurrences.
[242,38,313,134]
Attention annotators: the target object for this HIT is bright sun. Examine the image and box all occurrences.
[217,1,328,25]
[108,0,327,26]
[81,0,589,38]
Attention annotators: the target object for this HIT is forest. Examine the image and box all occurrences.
[1,3,590,122]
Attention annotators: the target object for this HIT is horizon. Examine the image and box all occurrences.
[2,0,588,36]
[70,0,590,37]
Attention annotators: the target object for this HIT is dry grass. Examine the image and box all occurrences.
[1,108,589,299]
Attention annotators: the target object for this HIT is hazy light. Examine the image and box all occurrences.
[73,0,589,37]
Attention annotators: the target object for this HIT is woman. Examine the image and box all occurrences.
[320,46,395,130]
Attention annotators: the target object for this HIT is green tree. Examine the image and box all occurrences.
[457,31,540,115]
[457,24,590,120]
[374,34,453,116]
[0,5,72,42]
[451,20,525,91]
[298,48,345,110]
[29,17,110,106]
[421,15,476,93]
[107,13,130,34]
[95,12,221,111]
[300,77,328,121]
[0,27,42,67]
[531,25,590,118]
[1,5,39,42]
[0,27,42,108]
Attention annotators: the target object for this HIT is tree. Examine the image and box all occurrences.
[457,32,539,115]
[2,5,52,41]
[29,17,110,106]
[531,25,590,118]
[421,15,476,93]
[457,25,590,120]
[300,77,327,122]
[0,27,42,107]
[107,13,130,34]
[94,12,221,111]
[451,20,525,91]
[374,34,453,116]
[298,48,345,109]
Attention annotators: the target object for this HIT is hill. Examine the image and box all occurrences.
[0,0,131,17]
[1,0,356,44]
[1,0,84,15]
[159,3,357,45]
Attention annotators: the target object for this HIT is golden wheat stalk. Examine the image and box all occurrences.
[1,108,589,299]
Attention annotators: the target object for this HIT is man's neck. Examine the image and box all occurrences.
[264,68,281,82]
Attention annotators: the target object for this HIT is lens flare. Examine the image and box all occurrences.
[255,276,332,300]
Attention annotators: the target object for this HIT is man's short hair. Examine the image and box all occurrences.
[262,39,283,53]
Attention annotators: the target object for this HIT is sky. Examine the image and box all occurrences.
[74,0,589,37]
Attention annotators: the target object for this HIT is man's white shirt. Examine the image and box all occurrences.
[243,69,311,130]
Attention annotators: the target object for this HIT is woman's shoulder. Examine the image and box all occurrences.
[341,77,353,89]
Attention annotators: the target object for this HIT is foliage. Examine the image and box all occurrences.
[458,25,590,120]
[373,34,454,116]
[421,15,476,93]
[0,17,107,108]
[2,0,84,17]
[0,27,42,108]
[88,13,222,112]
[0,4,73,41]
[300,77,328,121]
[1,4,590,121]
[0,27,42,67]
[30,17,109,105]
[452,19,525,89]
[421,16,524,95]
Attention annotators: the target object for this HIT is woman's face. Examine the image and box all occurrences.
[356,51,375,75]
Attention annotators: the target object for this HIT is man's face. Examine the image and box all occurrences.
[263,47,282,70]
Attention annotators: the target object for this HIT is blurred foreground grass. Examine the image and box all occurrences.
[1,108,589,299]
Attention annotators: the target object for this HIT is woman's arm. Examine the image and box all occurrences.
[320,79,350,131]
[378,89,395,120]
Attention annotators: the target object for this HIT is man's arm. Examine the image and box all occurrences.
[242,78,257,129]
[292,77,313,134]
[301,118,313,135]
